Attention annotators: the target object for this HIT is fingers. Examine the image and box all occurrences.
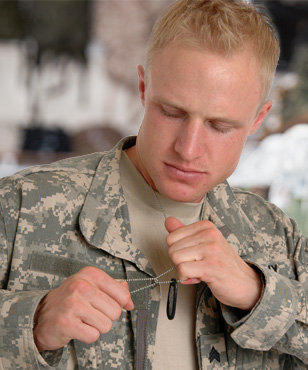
[166,220,233,283]
[164,217,262,310]
[166,220,219,258]
[33,267,134,351]
[75,267,134,310]
[166,217,217,247]
[120,282,135,310]
[165,218,218,283]
[64,268,134,326]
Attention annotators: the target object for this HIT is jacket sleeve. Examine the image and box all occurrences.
[0,176,71,369]
[222,201,308,365]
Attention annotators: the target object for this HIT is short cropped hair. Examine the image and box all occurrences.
[146,0,280,102]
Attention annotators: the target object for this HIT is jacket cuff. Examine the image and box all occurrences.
[222,264,299,350]
[0,290,68,368]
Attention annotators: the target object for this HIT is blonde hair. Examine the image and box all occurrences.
[146,0,280,101]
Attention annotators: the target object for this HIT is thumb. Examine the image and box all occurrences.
[165,216,185,233]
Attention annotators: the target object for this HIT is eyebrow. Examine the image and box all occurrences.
[153,96,243,126]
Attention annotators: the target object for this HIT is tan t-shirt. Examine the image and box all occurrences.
[120,152,206,370]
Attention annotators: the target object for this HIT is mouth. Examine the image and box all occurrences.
[165,163,205,181]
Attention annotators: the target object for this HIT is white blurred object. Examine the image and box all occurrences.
[229,124,308,188]
[229,123,308,234]
[0,152,25,178]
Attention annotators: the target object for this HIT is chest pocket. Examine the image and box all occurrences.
[198,333,229,370]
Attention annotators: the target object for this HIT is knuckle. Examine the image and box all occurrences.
[54,314,72,331]
[61,295,75,310]
[207,241,220,254]
[121,290,132,306]
[166,234,173,246]
[69,278,92,295]
[168,249,180,265]
[62,295,82,313]
[199,219,211,226]
[210,227,219,237]
[100,317,113,334]
[199,220,214,229]
[83,329,100,344]
[79,266,100,279]
[111,305,122,321]
[177,263,186,276]
[76,266,112,286]
[199,228,218,244]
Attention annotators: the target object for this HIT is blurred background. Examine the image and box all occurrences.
[0,0,307,233]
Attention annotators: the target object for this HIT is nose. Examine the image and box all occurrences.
[174,119,206,161]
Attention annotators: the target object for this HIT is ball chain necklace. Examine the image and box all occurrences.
[123,186,184,320]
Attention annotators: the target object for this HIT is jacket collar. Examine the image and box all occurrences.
[79,136,153,273]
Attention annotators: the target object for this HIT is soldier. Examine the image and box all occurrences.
[0,0,307,369]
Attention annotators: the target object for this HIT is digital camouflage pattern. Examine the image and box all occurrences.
[0,137,308,369]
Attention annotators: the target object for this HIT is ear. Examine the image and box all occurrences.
[137,65,146,107]
[249,100,273,136]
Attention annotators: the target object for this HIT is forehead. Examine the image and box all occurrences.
[147,45,262,118]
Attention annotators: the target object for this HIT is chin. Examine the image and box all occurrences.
[154,178,209,202]
[163,188,204,203]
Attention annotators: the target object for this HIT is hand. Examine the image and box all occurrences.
[33,266,134,352]
[165,217,262,311]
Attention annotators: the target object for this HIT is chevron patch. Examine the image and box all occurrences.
[209,346,220,363]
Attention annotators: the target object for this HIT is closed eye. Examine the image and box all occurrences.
[161,106,187,119]
[209,121,232,134]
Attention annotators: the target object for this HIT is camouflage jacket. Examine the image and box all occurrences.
[0,137,308,370]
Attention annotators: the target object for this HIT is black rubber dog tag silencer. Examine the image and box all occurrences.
[167,278,178,320]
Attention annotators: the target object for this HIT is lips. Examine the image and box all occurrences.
[165,162,205,182]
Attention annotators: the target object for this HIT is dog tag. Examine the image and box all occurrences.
[167,278,177,320]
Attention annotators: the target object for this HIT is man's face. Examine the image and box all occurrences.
[129,44,272,203]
